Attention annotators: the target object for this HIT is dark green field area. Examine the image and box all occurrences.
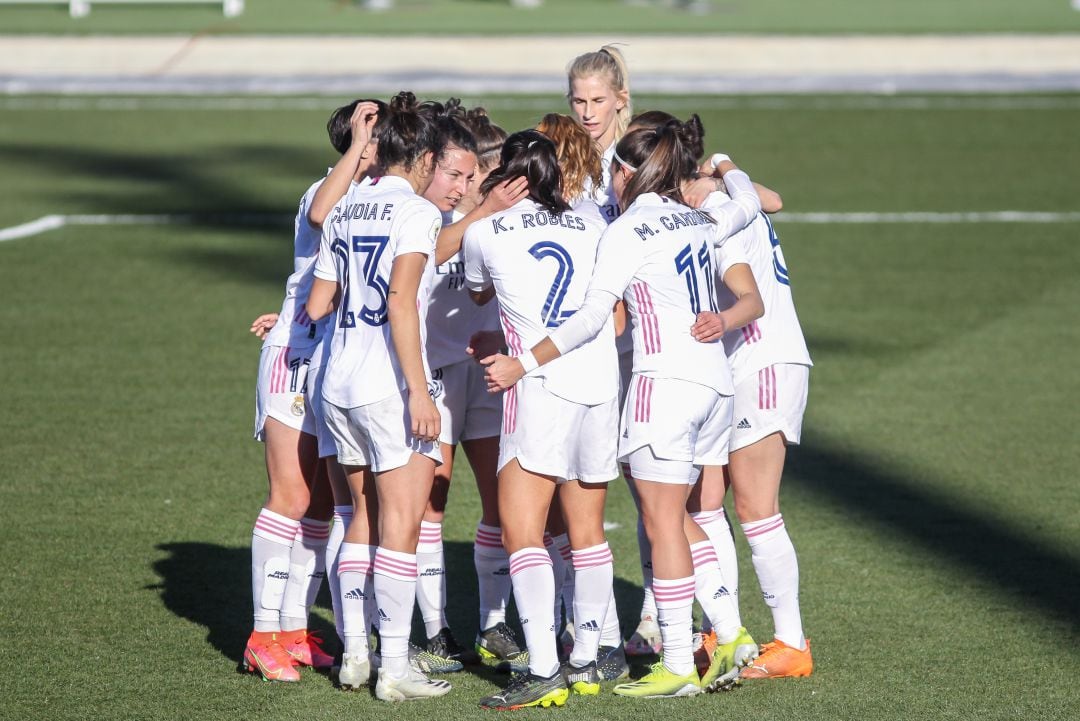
[1,0,1080,35]
[1,96,1078,720]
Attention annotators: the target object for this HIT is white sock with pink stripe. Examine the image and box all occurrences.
[474,522,511,630]
[691,508,740,632]
[544,533,572,629]
[568,542,613,666]
[509,547,559,678]
[251,508,299,633]
[337,542,375,657]
[373,547,419,678]
[415,521,447,638]
[280,517,331,632]
[652,576,696,676]
[691,540,741,642]
[742,514,805,649]
[327,505,353,643]
[636,517,657,620]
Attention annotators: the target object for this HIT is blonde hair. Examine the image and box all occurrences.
[536,113,603,204]
[566,45,632,142]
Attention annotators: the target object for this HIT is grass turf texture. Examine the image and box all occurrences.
[1,0,1080,35]
[1,95,1079,720]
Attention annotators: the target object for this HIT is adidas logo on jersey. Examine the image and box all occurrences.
[737,418,752,430]
[343,587,367,601]
[578,620,600,632]
[713,586,730,599]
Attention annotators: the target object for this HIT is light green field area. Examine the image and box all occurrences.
[1,95,1078,721]
[1,0,1079,35]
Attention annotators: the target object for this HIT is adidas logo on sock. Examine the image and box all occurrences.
[343,587,366,601]
[737,418,752,430]
[713,586,730,599]
[267,570,289,580]
[378,608,391,622]
[578,619,600,632]
[493,568,510,576]
[419,568,445,577]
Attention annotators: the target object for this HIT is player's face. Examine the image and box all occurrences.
[466,163,494,208]
[423,146,477,212]
[570,75,626,149]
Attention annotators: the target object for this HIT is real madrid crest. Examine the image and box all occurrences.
[291,395,305,417]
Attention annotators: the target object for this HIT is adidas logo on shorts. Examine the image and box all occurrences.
[737,418,752,430]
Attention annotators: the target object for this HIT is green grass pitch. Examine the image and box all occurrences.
[0,94,1078,720]
[1,0,1080,35]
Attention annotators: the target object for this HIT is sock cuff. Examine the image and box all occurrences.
[474,525,508,558]
[652,576,696,608]
[338,542,376,576]
[690,508,727,525]
[253,508,300,545]
[417,521,443,551]
[690,540,719,569]
[742,513,785,544]
[373,547,418,582]
[571,542,613,570]
[299,517,332,543]
[550,533,572,561]
[509,547,552,577]
[333,504,354,517]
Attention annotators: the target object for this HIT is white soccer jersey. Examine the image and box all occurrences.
[587,193,734,396]
[263,175,331,349]
[714,210,812,384]
[314,175,442,409]
[463,198,618,405]
[425,209,501,371]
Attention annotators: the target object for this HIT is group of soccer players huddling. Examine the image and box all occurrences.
[243,46,814,708]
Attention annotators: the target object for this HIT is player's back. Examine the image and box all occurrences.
[464,198,617,405]
[316,175,442,409]
[602,193,734,396]
[713,211,811,382]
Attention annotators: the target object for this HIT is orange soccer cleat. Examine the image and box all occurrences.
[243,630,301,682]
[740,638,813,679]
[281,629,335,668]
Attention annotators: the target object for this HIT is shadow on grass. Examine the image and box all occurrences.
[788,441,1080,638]
[150,538,647,673]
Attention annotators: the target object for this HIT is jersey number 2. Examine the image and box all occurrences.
[529,241,576,328]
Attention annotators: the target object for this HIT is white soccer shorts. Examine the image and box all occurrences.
[322,389,442,472]
[254,344,318,440]
[430,359,502,446]
[498,376,619,484]
[729,363,809,452]
[305,342,337,459]
[619,374,734,484]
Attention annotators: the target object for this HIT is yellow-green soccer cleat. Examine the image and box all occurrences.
[699,627,758,692]
[563,661,601,695]
[479,670,569,710]
[612,661,701,699]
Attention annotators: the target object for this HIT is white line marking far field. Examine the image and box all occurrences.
[3,210,1080,244]
[3,95,1080,113]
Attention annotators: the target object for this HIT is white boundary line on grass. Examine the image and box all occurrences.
[3,95,1080,112]
[4,211,1080,244]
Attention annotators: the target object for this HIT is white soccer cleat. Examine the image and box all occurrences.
[337,652,376,690]
[374,666,452,702]
[625,616,663,656]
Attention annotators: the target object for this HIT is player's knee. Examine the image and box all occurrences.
[733,496,780,524]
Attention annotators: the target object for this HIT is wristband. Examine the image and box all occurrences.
[517,350,539,374]
[709,153,732,170]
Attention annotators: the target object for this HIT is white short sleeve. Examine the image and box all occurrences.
[394,200,441,259]
[462,225,492,292]
[313,214,340,282]
[716,228,751,278]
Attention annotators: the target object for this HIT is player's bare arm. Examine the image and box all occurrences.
[690,263,764,343]
[307,101,381,228]
[387,252,441,443]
